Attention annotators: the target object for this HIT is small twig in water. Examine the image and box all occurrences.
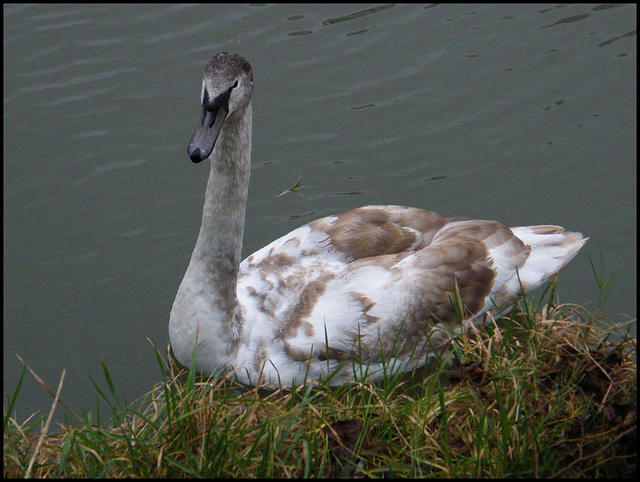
[278,175,307,197]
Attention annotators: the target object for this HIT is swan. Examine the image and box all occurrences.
[169,52,587,387]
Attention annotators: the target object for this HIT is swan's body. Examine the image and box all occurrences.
[169,52,587,386]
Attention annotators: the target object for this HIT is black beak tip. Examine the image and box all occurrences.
[187,145,206,163]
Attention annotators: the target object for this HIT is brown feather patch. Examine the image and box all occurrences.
[309,206,453,261]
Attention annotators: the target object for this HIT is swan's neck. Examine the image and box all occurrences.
[170,101,252,372]
[193,102,252,303]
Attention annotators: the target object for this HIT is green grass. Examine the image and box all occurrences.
[4,283,636,477]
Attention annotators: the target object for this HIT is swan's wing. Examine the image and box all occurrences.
[305,205,463,260]
[235,206,585,385]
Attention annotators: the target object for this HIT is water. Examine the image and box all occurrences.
[4,4,636,423]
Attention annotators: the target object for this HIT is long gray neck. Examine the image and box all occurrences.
[189,100,252,321]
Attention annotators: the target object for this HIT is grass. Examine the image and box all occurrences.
[3,281,636,477]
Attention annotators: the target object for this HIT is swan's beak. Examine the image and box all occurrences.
[187,104,228,163]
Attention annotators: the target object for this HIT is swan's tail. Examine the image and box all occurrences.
[509,225,588,292]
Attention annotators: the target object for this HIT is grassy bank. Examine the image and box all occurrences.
[4,291,636,477]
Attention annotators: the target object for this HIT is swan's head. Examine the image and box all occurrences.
[187,52,253,163]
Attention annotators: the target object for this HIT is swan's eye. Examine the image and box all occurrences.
[233,80,238,88]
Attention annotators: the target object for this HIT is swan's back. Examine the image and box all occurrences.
[234,205,587,385]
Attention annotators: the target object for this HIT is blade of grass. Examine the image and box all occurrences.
[25,369,66,478]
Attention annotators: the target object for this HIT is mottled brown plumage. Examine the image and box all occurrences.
[169,53,588,387]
